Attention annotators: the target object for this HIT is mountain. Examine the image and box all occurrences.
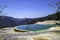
[0,12,60,28]
[0,16,36,28]
[35,12,60,22]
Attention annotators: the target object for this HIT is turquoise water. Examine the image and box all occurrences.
[15,24,54,31]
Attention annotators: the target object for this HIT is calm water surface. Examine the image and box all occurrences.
[15,24,54,31]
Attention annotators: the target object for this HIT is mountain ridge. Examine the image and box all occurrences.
[0,12,60,28]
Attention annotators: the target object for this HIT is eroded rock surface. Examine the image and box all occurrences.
[0,27,60,40]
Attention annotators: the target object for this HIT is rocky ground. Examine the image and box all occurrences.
[35,20,60,25]
[0,20,60,40]
[0,26,60,40]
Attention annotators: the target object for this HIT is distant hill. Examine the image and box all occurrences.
[0,16,36,28]
[35,12,60,22]
[0,12,60,28]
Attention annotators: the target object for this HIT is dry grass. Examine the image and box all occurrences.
[0,37,3,40]
[32,33,56,40]
[32,36,53,40]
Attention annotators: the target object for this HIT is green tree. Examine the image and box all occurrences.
[0,0,7,18]
[48,1,60,12]
[48,1,60,26]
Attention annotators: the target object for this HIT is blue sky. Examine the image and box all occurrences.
[0,0,60,18]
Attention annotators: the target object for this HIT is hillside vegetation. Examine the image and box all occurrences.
[0,12,60,28]
[35,12,60,22]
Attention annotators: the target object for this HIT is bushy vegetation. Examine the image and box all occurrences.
[35,12,60,22]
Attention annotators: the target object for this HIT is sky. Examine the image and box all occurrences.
[0,0,60,18]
